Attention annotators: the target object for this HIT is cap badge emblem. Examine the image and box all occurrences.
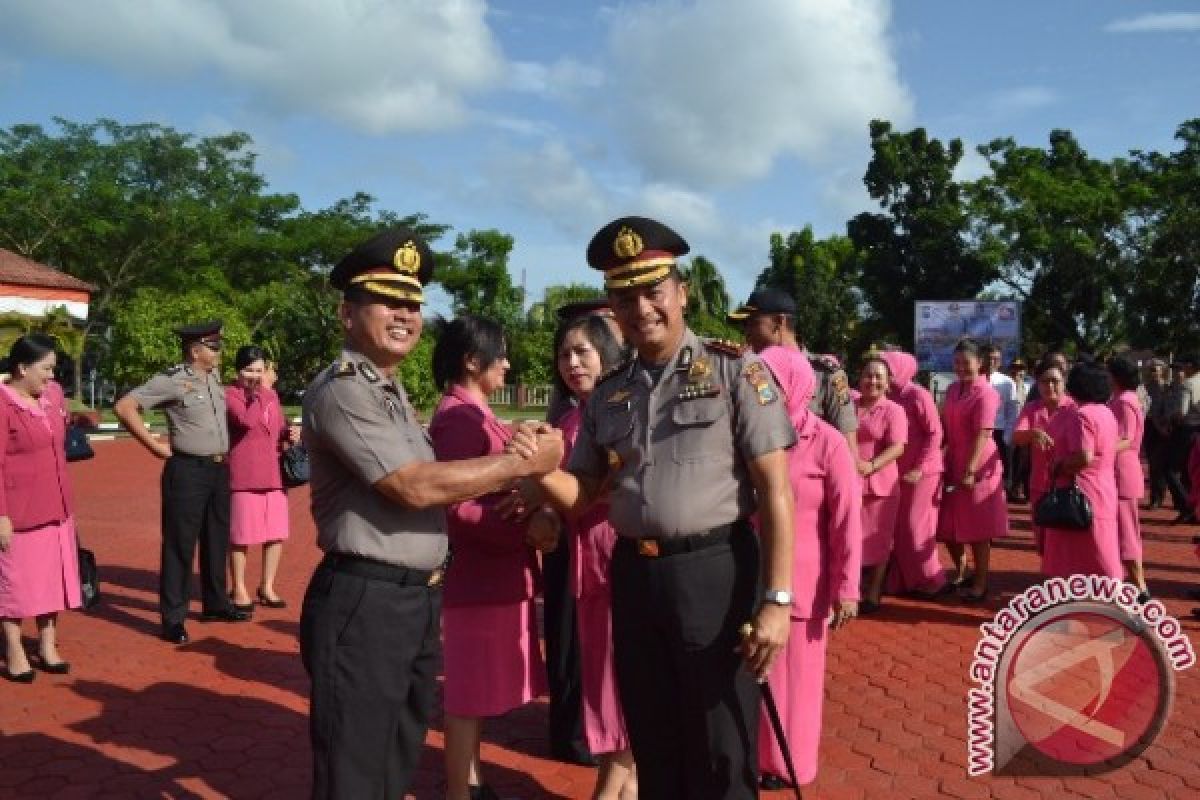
[394,241,421,273]
[613,226,644,260]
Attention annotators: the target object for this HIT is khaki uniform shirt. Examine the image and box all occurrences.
[569,329,795,539]
[129,364,229,456]
[302,349,447,569]
[808,354,857,435]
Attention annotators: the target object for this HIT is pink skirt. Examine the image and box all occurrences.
[442,600,547,717]
[1042,516,1122,580]
[0,517,81,618]
[230,490,289,545]
[577,590,629,754]
[937,478,1008,544]
[1116,497,1142,562]
[1029,489,1047,555]
[887,474,947,594]
[759,616,826,785]
[861,492,900,567]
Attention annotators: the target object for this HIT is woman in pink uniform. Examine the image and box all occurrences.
[430,316,548,800]
[1041,361,1122,579]
[0,334,80,682]
[758,346,861,791]
[1012,360,1075,554]
[854,355,907,612]
[880,350,948,597]
[938,338,1008,601]
[226,345,299,611]
[1107,355,1149,599]
[550,313,637,800]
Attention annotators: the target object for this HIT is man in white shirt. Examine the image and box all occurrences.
[983,344,1017,496]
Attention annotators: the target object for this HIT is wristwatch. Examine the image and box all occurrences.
[763,589,793,606]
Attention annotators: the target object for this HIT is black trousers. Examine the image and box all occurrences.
[159,455,231,626]
[1165,427,1196,512]
[1145,426,1168,505]
[541,531,589,760]
[300,562,441,800]
[611,526,760,800]
[992,430,1011,492]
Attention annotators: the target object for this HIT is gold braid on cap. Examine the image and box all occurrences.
[604,257,674,290]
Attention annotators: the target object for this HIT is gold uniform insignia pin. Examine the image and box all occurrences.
[613,226,644,260]
[607,389,631,404]
[743,362,777,405]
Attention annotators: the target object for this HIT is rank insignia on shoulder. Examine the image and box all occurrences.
[358,362,381,384]
[743,362,778,405]
[705,338,745,358]
[164,365,185,377]
[688,356,712,380]
[831,371,850,404]
[334,361,357,378]
[607,389,631,404]
[812,353,842,371]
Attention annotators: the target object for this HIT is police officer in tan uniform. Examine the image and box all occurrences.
[729,286,858,452]
[527,217,796,800]
[115,320,248,645]
[297,228,562,800]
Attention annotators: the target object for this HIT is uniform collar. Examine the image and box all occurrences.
[633,327,701,377]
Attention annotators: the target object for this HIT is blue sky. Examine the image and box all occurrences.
[1,1,1197,315]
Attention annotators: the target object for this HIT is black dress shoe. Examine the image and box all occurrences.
[256,588,288,609]
[201,607,251,622]
[760,773,793,790]
[162,624,189,644]
[469,785,500,800]
[2,667,35,683]
[32,656,70,674]
[1172,512,1198,525]
[1136,590,1152,605]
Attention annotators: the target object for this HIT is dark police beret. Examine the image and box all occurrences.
[586,216,689,290]
[173,320,223,340]
[555,297,612,323]
[727,287,796,322]
[329,227,435,305]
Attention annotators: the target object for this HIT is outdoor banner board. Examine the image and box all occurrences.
[914,300,1021,371]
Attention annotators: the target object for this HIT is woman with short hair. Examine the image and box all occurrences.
[226,345,299,611]
[937,338,1008,601]
[1041,361,1122,580]
[430,315,548,800]
[0,334,80,682]
[1013,359,1076,554]
[1107,355,1148,598]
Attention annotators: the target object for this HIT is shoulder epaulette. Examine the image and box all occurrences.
[597,356,633,386]
[333,360,357,378]
[704,338,746,359]
[163,364,185,377]
[809,354,841,373]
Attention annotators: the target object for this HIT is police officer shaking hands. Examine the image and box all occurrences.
[297,228,563,800]
[511,216,796,800]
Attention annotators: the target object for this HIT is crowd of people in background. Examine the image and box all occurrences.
[3,215,1200,800]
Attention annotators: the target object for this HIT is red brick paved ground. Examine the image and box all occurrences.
[2,438,1198,798]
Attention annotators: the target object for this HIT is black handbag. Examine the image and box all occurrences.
[1034,482,1093,530]
[65,425,95,462]
[280,444,310,488]
[78,547,100,609]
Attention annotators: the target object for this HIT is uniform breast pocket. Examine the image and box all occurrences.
[671,397,729,464]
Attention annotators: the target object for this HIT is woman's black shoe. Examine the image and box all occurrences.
[32,656,70,674]
[256,589,288,609]
[2,667,35,683]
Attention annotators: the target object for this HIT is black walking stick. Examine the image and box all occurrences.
[742,624,803,799]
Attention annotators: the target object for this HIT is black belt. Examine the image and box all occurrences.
[322,553,444,587]
[616,520,743,558]
[172,451,228,464]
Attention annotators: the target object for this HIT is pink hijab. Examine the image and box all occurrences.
[880,350,918,396]
[759,346,816,430]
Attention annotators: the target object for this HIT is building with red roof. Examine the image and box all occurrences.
[0,248,94,321]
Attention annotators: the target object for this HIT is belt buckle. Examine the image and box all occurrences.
[637,539,660,557]
[427,568,444,587]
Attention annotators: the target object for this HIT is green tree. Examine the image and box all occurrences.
[679,255,737,339]
[437,229,523,324]
[971,130,1133,352]
[848,120,998,349]
[525,283,607,330]
[756,227,862,356]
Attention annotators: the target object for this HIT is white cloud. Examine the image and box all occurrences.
[952,142,992,183]
[483,139,610,235]
[987,86,1058,115]
[1105,12,1200,33]
[637,183,718,235]
[0,0,507,133]
[509,58,605,98]
[604,0,913,187]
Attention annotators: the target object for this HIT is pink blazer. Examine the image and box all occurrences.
[787,411,862,620]
[430,385,540,607]
[0,380,73,531]
[226,384,289,491]
[882,352,943,475]
[559,406,617,600]
[1108,390,1145,500]
[855,397,908,497]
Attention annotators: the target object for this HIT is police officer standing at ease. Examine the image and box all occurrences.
[298,228,563,800]
[524,216,796,799]
[115,321,249,646]
[729,286,858,452]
